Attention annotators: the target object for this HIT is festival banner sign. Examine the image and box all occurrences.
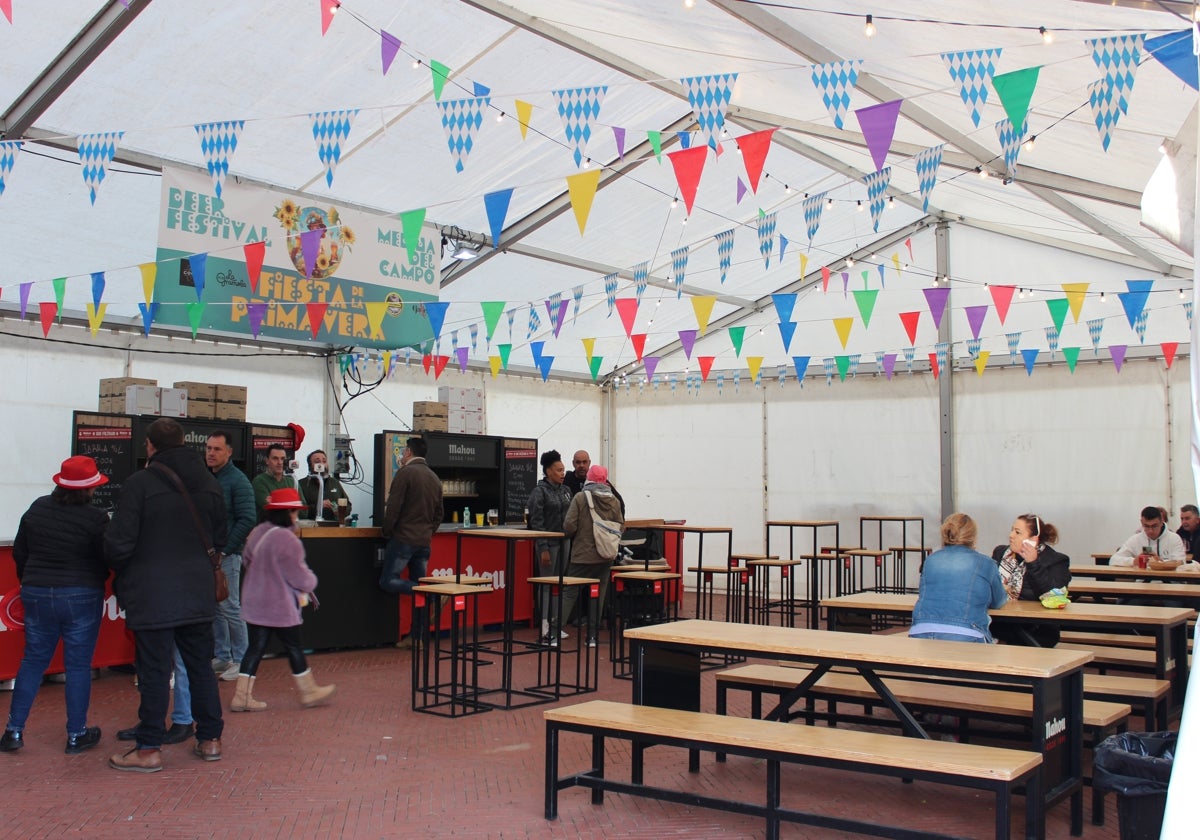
[154,166,441,348]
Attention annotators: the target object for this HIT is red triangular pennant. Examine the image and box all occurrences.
[698,356,715,382]
[615,298,639,337]
[631,333,646,362]
[820,266,831,293]
[39,302,57,337]
[243,241,266,294]
[320,0,338,35]
[929,352,940,379]
[433,355,450,379]
[305,302,327,339]
[899,311,921,346]
[1162,341,1179,368]
[990,285,1016,325]
[422,354,433,375]
[736,128,775,193]
[666,145,707,215]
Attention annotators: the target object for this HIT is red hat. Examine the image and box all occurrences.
[288,423,306,450]
[265,488,305,510]
[53,455,108,489]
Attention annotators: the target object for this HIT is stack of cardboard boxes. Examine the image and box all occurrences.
[439,386,485,434]
[98,378,187,417]
[412,401,448,432]
[174,381,248,422]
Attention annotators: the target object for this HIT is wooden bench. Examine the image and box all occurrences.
[715,663,1131,827]
[544,699,1042,840]
[1057,643,1158,672]
[1082,673,1171,731]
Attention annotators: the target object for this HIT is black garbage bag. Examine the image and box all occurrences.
[1093,731,1176,796]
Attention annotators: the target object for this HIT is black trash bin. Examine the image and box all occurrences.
[1093,731,1176,840]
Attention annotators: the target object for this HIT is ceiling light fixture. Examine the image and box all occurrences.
[440,226,484,261]
[864,14,876,38]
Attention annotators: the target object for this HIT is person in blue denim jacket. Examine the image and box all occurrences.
[910,513,1008,643]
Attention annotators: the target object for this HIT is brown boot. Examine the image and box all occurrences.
[230,675,267,712]
[109,747,163,773]
[293,668,336,708]
[193,739,222,761]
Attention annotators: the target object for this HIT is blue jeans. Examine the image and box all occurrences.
[5,586,103,736]
[909,631,989,644]
[212,553,248,664]
[171,647,191,725]
[379,539,429,595]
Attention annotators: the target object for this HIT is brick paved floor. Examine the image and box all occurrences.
[0,596,1130,839]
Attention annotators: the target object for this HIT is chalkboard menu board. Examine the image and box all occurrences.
[502,438,538,525]
[249,425,298,477]
[73,415,136,513]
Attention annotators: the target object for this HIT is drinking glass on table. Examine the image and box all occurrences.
[487,508,499,526]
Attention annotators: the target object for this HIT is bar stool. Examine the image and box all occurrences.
[526,575,600,699]
[687,565,750,623]
[842,549,891,594]
[742,555,806,626]
[888,546,932,594]
[410,583,490,717]
[609,570,682,679]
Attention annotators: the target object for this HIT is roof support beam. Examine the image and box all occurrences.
[0,0,153,139]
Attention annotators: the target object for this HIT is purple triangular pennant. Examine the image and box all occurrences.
[380,31,402,75]
[247,302,268,338]
[678,329,698,359]
[299,229,322,279]
[923,287,951,329]
[965,305,988,340]
[612,126,626,159]
[854,99,902,172]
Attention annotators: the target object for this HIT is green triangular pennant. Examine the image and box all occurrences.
[1045,298,1069,333]
[835,355,850,381]
[589,355,603,381]
[852,289,879,328]
[1062,346,1080,373]
[430,60,451,101]
[186,301,205,338]
[497,343,512,369]
[991,66,1041,134]
[52,277,66,320]
[399,208,426,265]
[647,130,662,162]
[481,301,506,342]
[728,326,746,357]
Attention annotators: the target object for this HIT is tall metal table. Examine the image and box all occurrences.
[764,520,840,629]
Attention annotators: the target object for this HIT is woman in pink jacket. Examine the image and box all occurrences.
[231,488,334,711]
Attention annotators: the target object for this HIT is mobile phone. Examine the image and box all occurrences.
[1022,538,1037,550]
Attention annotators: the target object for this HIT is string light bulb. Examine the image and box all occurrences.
[856,200,864,212]
[887,195,895,208]
[784,184,791,195]
[846,256,855,268]
[496,111,505,123]
[1023,134,1036,152]
[864,14,875,38]
[1039,26,1053,44]
[1100,291,1107,303]
[684,0,695,8]
[1180,289,1186,299]
[977,166,988,179]
[1018,288,1026,299]
[412,58,421,69]
[670,196,678,209]
[826,196,835,208]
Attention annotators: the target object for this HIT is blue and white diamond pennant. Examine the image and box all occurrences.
[848,354,861,378]
[1045,325,1060,355]
[0,140,22,198]
[935,342,949,373]
[822,356,836,385]
[572,285,585,323]
[553,86,608,168]
[310,110,357,187]
[671,246,689,299]
[1086,317,1104,354]
[1006,331,1022,364]
[436,96,489,173]
[1087,34,1143,116]
[547,292,563,333]
[715,228,734,284]
[994,118,1028,180]
[941,49,1001,128]
[603,273,619,315]
[1087,80,1122,152]
[194,120,244,198]
[966,338,982,359]
[801,191,827,242]
[862,167,891,233]
[469,323,479,352]
[914,144,943,212]
[1135,310,1148,344]
[77,131,124,205]
[633,261,649,302]
[903,346,915,373]
[526,304,541,340]
[506,307,516,341]
[811,61,861,129]
[1185,301,1193,329]
[681,73,737,150]
[757,211,776,269]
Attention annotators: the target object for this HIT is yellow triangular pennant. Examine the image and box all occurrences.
[581,337,595,361]
[86,303,107,336]
[833,317,854,349]
[566,170,602,235]
[746,356,764,382]
[364,302,389,340]
[488,355,502,378]
[139,262,157,306]
[799,252,808,279]
[892,252,902,275]
[691,295,716,336]
[974,350,990,376]
[515,99,533,140]
[1061,283,1089,323]
[381,350,392,377]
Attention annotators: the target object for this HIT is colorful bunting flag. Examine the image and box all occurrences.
[194,121,244,198]
[436,97,489,173]
[1021,348,1039,375]
[899,311,921,346]
[881,353,897,380]
[39,302,57,337]
[1006,331,1022,364]
[966,338,982,359]
[1062,283,1089,322]
[1162,342,1179,368]
[777,321,797,352]
[822,357,836,385]
[1134,310,1148,344]
[1045,298,1070,334]
[1087,318,1104,354]
[757,211,776,268]
[667,146,707,214]
[429,60,451,101]
[990,285,1016,324]
[526,304,541,340]
[862,167,891,233]
[772,293,797,323]
[671,246,689,298]
[1109,344,1127,372]
[995,118,1028,180]
[1144,30,1197,91]
[484,188,512,248]
[746,356,764,385]
[1118,279,1153,328]
[681,73,737,149]
[923,287,950,329]
[516,100,534,139]
[310,110,356,187]
[571,285,584,323]
[138,302,158,338]
[811,60,861,129]
[792,356,811,384]
[936,342,950,374]
[942,49,1001,127]
[603,272,619,316]
[380,30,402,75]
[678,329,697,359]
[0,140,23,198]
[633,261,649,302]
[566,170,601,234]
[77,131,124,204]
[306,302,327,339]
[692,295,716,335]
[715,229,735,284]
[992,67,1041,134]
[802,192,827,242]
[1062,346,1080,373]
[552,85,608,168]
[913,144,943,212]
[1044,325,1060,355]
[833,317,853,349]
[319,0,338,35]
[853,289,879,328]
[728,326,745,357]
[965,305,988,339]
[855,100,902,172]
[902,346,915,374]
[736,129,775,193]
[1087,80,1123,151]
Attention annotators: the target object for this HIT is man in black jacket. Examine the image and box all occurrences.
[105,418,227,772]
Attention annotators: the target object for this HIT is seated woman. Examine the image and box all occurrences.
[991,514,1071,647]
[910,513,1008,644]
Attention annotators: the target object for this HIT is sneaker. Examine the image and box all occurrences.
[211,658,230,673]
[65,726,102,755]
[0,729,23,752]
[219,663,240,682]
[586,637,598,648]
[559,629,570,639]
[540,633,559,647]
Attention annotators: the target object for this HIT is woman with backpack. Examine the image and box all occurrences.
[559,465,624,648]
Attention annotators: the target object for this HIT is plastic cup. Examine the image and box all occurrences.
[475,513,485,526]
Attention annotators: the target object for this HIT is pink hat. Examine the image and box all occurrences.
[265,488,305,510]
[53,455,108,489]
[585,464,608,484]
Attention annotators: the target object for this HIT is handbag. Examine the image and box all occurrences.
[149,461,229,602]
[584,491,623,560]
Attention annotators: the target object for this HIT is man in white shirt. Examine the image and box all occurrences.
[1111,505,1186,568]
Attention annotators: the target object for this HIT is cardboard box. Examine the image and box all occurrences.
[438,386,484,410]
[215,384,248,404]
[125,385,161,416]
[447,408,485,434]
[413,400,448,418]
[214,401,247,421]
[413,415,449,433]
[158,387,188,418]
[98,395,124,414]
[187,400,217,420]
[173,380,217,401]
[100,377,156,397]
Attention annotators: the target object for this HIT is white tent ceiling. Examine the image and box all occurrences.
[0,0,1195,381]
